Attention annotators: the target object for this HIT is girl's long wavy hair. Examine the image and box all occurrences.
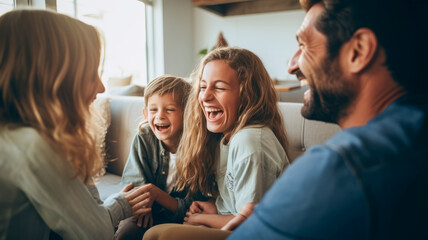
[0,10,104,184]
[175,47,288,197]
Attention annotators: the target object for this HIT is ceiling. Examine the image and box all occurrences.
[192,0,302,16]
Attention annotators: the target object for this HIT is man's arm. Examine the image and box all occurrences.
[229,146,369,239]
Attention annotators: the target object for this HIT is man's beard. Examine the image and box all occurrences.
[301,57,356,124]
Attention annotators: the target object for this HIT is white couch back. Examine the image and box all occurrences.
[103,96,145,175]
[278,102,341,161]
[102,96,341,176]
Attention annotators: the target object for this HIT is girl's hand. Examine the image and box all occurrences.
[188,201,217,214]
[183,212,207,227]
[221,202,256,231]
[136,212,153,228]
[184,211,235,228]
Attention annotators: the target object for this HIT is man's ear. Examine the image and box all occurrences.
[347,28,378,74]
[143,108,148,119]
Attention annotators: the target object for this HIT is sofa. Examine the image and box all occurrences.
[95,95,341,200]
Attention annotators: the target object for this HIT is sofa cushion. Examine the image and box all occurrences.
[278,102,340,161]
[96,173,123,200]
[106,84,145,97]
[104,96,146,176]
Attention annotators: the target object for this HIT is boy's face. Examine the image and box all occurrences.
[145,93,184,153]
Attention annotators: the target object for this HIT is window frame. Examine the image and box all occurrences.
[56,0,152,86]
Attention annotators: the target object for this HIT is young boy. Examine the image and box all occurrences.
[115,75,192,240]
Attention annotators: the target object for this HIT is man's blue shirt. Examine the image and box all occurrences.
[229,95,428,239]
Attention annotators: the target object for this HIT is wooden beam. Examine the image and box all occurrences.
[193,0,301,16]
[225,0,301,16]
[200,5,227,16]
[192,0,252,6]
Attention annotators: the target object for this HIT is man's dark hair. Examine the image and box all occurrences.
[312,0,427,94]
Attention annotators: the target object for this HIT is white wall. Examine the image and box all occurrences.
[192,8,305,80]
[162,0,194,78]
[147,0,164,81]
[150,0,195,79]
[154,2,306,80]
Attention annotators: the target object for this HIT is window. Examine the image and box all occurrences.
[0,0,14,16]
[57,0,148,87]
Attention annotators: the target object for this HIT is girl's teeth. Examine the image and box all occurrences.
[208,111,223,120]
[155,124,169,130]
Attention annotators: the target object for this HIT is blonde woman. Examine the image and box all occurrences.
[0,10,150,239]
[145,47,289,239]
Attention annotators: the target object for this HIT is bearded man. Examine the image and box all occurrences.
[229,0,428,239]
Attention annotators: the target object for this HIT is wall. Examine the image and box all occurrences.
[153,1,306,80]
[192,7,305,80]
[149,0,195,80]
[162,0,195,78]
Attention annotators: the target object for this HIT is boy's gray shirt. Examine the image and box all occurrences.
[121,124,191,223]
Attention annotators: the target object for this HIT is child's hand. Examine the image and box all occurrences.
[188,201,217,214]
[183,212,207,227]
[135,212,153,228]
[184,201,217,227]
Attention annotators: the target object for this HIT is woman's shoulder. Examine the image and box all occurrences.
[228,125,286,166]
[0,126,61,174]
[228,125,277,152]
[1,126,46,150]
[231,125,276,144]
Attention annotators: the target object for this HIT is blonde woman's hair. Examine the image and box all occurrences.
[138,74,192,130]
[0,10,104,184]
[176,47,289,197]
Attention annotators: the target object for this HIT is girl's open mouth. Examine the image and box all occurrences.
[155,124,170,132]
[206,107,224,121]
